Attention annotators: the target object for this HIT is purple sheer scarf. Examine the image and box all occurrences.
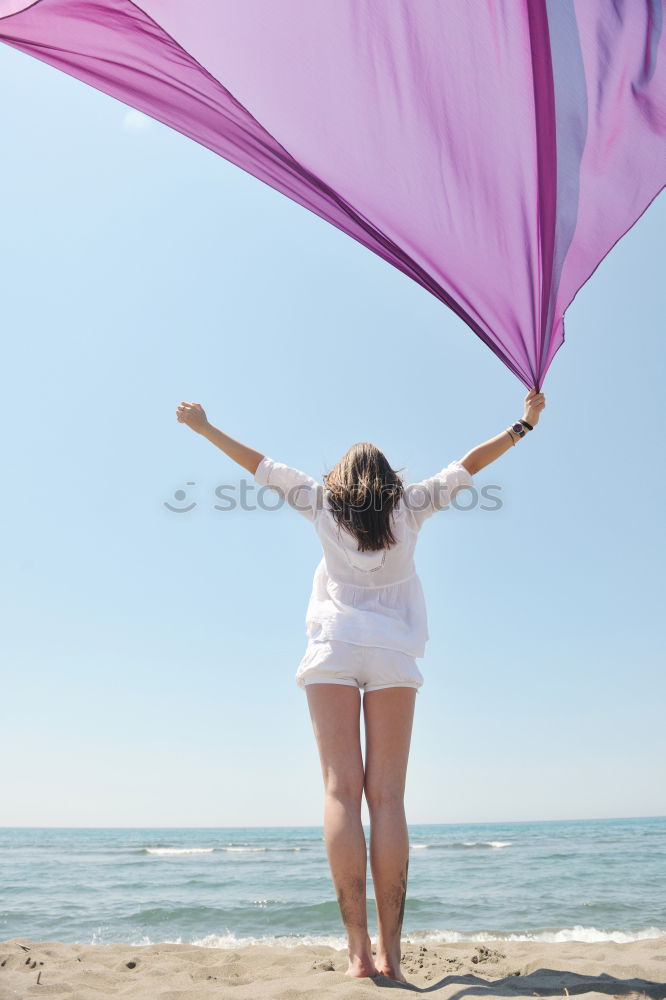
[1,1,664,388]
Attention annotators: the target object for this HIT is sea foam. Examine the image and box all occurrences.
[410,840,513,850]
[123,925,666,949]
[145,848,215,855]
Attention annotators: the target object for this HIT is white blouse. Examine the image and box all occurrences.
[253,456,475,659]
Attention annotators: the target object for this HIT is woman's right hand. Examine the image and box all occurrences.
[176,401,209,434]
[523,388,546,426]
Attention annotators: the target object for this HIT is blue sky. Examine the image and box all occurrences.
[1,43,664,829]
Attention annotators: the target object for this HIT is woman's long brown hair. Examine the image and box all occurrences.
[324,442,405,552]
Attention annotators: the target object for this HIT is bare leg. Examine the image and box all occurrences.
[363,687,416,983]
[368,799,410,980]
[305,683,377,978]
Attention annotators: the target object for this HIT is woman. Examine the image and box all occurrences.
[176,387,546,981]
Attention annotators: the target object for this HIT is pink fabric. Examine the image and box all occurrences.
[1,1,664,389]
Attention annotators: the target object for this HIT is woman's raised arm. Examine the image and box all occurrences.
[176,401,264,475]
[459,389,546,476]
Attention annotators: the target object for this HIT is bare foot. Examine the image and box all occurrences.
[345,935,379,978]
[345,955,379,978]
[375,951,407,983]
[376,966,407,982]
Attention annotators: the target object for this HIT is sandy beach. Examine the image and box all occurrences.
[1,936,665,999]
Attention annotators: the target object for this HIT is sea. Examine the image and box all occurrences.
[1,817,665,949]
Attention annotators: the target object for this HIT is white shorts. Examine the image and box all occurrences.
[296,637,424,693]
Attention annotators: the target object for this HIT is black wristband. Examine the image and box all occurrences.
[519,418,533,431]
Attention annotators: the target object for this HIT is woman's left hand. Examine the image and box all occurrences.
[523,388,546,427]
[176,401,209,434]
